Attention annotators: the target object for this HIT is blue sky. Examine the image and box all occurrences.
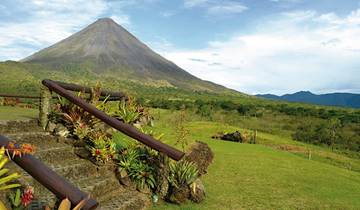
[0,0,360,94]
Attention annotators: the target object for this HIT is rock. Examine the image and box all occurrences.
[168,186,190,204]
[154,154,170,199]
[46,122,57,132]
[137,185,152,194]
[54,124,70,137]
[185,141,214,176]
[221,131,244,142]
[74,147,90,159]
[119,176,132,187]
[189,179,206,203]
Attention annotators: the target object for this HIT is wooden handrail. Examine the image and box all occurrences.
[42,79,185,161]
[0,135,98,210]
[52,80,126,100]
[0,94,120,101]
[0,94,41,99]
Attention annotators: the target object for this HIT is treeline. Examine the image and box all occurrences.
[269,104,360,124]
[139,98,360,124]
[292,120,360,153]
[139,98,262,117]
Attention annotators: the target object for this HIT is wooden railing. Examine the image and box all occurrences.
[41,79,185,161]
[0,135,98,210]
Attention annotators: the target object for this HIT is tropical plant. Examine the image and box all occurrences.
[0,146,22,210]
[87,131,116,163]
[5,143,36,159]
[8,188,22,210]
[128,161,156,190]
[117,146,156,190]
[0,147,21,191]
[113,99,140,124]
[168,160,198,189]
[173,107,190,152]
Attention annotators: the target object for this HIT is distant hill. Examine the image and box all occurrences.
[21,18,231,93]
[256,91,360,108]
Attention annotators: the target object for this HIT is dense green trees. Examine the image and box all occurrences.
[292,119,359,152]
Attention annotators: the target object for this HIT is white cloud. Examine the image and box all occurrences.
[184,0,209,8]
[270,0,303,3]
[157,8,360,94]
[184,0,248,15]
[207,2,248,15]
[160,11,176,17]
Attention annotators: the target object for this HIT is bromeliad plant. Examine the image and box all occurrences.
[50,84,154,164]
[87,131,116,163]
[117,145,157,191]
[8,187,34,210]
[168,160,198,189]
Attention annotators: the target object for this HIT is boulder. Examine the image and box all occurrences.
[168,186,190,204]
[154,154,170,199]
[53,124,70,137]
[185,141,214,176]
[189,179,206,203]
[221,131,243,142]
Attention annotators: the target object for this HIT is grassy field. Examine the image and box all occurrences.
[0,106,38,120]
[150,109,360,210]
[1,106,360,209]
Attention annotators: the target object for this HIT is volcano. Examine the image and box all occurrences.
[22,18,226,92]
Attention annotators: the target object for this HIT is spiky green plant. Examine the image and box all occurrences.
[116,100,140,124]
[168,160,198,189]
[117,146,156,190]
[8,188,22,210]
[0,147,21,191]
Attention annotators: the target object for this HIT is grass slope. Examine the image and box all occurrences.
[0,106,38,120]
[150,109,360,210]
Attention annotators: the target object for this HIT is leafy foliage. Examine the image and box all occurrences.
[292,119,360,152]
[168,160,198,189]
[117,146,156,190]
[173,107,190,152]
[0,147,21,191]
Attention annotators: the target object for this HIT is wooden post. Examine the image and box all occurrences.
[39,87,51,130]
[254,130,257,144]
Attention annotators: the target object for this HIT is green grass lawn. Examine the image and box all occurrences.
[0,106,38,120]
[150,109,360,210]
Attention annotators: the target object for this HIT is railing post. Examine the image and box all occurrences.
[39,86,52,130]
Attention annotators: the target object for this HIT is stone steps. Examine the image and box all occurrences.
[99,189,150,210]
[0,119,42,134]
[1,120,151,210]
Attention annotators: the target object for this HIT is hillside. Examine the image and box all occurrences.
[20,18,228,93]
[257,91,360,108]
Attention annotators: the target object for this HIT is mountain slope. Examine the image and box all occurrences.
[21,18,228,92]
[257,91,360,108]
